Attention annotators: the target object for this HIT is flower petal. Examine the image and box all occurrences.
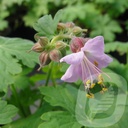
[61,64,82,82]
[81,57,100,82]
[95,54,113,68]
[86,53,113,69]
[81,36,104,55]
[60,51,84,64]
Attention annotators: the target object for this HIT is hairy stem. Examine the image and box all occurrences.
[51,34,71,44]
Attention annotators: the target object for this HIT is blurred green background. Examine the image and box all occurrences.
[0,0,128,63]
[0,0,127,41]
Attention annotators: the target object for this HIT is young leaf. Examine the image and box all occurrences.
[39,111,82,128]
[33,10,63,38]
[0,100,18,124]
[0,36,38,91]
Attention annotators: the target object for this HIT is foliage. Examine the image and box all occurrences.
[0,1,128,128]
[0,0,127,42]
[33,10,63,38]
[0,100,18,124]
[0,37,38,91]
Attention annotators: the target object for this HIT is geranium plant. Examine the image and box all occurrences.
[0,10,127,128]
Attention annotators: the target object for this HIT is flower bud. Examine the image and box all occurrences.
[57,23,66,30]
[39,37,48,47]
[34,33,40,41]
[70,37,85,53]
[31,42,43,53]
[38,51,51,70]
[57,22,75,30]
[65,22,75,28]
[55,41,66,50]
[49,49,62,62]
[72,26,83,35]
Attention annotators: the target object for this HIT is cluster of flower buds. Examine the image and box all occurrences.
[30,22,88,70]
[57,22,87,36]
[30,20,112,99]
[30,36,66,70]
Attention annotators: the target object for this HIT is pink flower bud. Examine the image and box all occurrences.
[70,37,85,53]
[57,23,66,30]
[49,49,62,62]
[39,37,48,47]
[72,27,82,35]
[55,41,66,50]
[31,42,43,53]
[57,22,75,30]
[65,22,75,28]
[38,51,51,69]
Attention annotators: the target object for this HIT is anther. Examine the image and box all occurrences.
[98,74,103,85]
[90,83,95,88]
[102,87,108,92]
[86,93,94,98]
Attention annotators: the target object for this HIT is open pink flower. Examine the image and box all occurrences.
[60,36,112,96]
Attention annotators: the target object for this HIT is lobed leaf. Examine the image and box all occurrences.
[2,105,50,128]
[0,100,18,124]
[33,10,63,38]
[0,36,38,91]
[90,14,122,42]
[39,111,82,128]
[105,41,128,55]
[40,85,77,114]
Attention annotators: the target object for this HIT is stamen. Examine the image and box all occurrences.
[90,83,95,88]
[85,80,91,89]
[83,58,93,83]
[102,87,108,92]
[86,79,91,85]
[98,74,103,85]
[84,55,111,79]
[81,54,110,98]
[86,93,94,98]
[94,61,98,67]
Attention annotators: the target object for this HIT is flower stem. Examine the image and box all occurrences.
[39,62,54,107]
[51,74,56,87]
[11,85,29,117]
[51,35,71,44]
[45,62,54,86]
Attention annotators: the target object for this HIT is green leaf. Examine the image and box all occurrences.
[2,102,51,128]
[0,36,38,91]
[13,68,33,89]
[107,58,128,83]
[105,41,128,55]
[62,3,99,22]
[0,100,18,124]
[40,85,76,114]
[90,14,122,42]
[95,0,115,3]
[0,19,8,31]
[39,111,82,128]
[33,10,63,38]
[23,0,49,27]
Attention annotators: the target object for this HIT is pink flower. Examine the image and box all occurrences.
[60,36,112,97]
